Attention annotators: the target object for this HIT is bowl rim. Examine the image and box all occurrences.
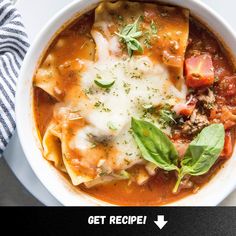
[16,0,236,206]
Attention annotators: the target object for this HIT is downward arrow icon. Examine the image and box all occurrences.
[154,215,168,229]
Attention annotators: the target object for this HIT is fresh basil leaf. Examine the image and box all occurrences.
[129,38,143,53]
[94,79,115,88]
[130,31,143,38]
[126,17,139,35]
[173,123,225,193]
[127,41,138,51]
[127,46,133,57]
[121,24,134,36]
[131,117,179,171]
[115,17,143,57]
[182,124,225,175]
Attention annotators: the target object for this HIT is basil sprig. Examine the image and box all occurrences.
[131,118,225,193]
[115,17,143,57]
[150,20,158,35]
[131,118,179,171]
[173,124,225,193]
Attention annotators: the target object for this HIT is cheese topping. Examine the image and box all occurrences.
[69,31,186,171]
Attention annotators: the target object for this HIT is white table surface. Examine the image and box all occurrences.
[3,0,236,206]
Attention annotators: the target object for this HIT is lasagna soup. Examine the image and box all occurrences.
[33,1,236,205]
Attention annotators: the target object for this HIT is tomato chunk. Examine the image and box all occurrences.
[185,54,214,88]
[220,107,236,130]
[173,97,197,116]
[174,103,195,116]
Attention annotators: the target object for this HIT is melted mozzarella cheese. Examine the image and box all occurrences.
[69,31,187,172]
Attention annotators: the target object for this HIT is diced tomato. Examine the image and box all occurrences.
[185,54,214,88]
[221,106,236,129]
[174,103,195,116]
[221,132,233,159]
[180,104,195,116]
[224,120,236,130]
[174,97,197,116]
[209,108,217,120]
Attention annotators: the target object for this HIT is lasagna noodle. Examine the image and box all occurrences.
[60,119,95,185]
[42,122,66,172]
[43,118,130,186]
[34,33,94,102]
[42,119,95,185]
[34,54,62,101]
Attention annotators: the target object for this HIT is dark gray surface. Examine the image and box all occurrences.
[0,158,42,206]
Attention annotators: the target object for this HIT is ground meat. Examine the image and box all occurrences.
[177,89,215,136]
[181,109,209,135]
[197,89,215,109]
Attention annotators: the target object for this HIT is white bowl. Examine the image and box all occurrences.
[16,0,236,206]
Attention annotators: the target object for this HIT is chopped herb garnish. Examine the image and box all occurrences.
[94,79,115,88]
[94,101,111,112]
[90,142,97,149]
[188,88,195,94]
[107,121,117,131]
[142,103,153,109]
[115,17,143,57]
[103,107,111,112]
[159,106,177,126]
[94,101,102,108]
[214,76,219,83]
[99,171,107,177]
[140,15,144,21]
[112,170,130,179]
[150,20,158,34]
[94,74,115,88]
[84,87,93,95]
[117,15,124,21]
[123,82,131,94]
[144,38,151,49]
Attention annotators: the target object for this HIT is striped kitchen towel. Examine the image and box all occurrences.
[0,0,29,155]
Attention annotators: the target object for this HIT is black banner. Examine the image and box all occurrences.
[2,207,236,235]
